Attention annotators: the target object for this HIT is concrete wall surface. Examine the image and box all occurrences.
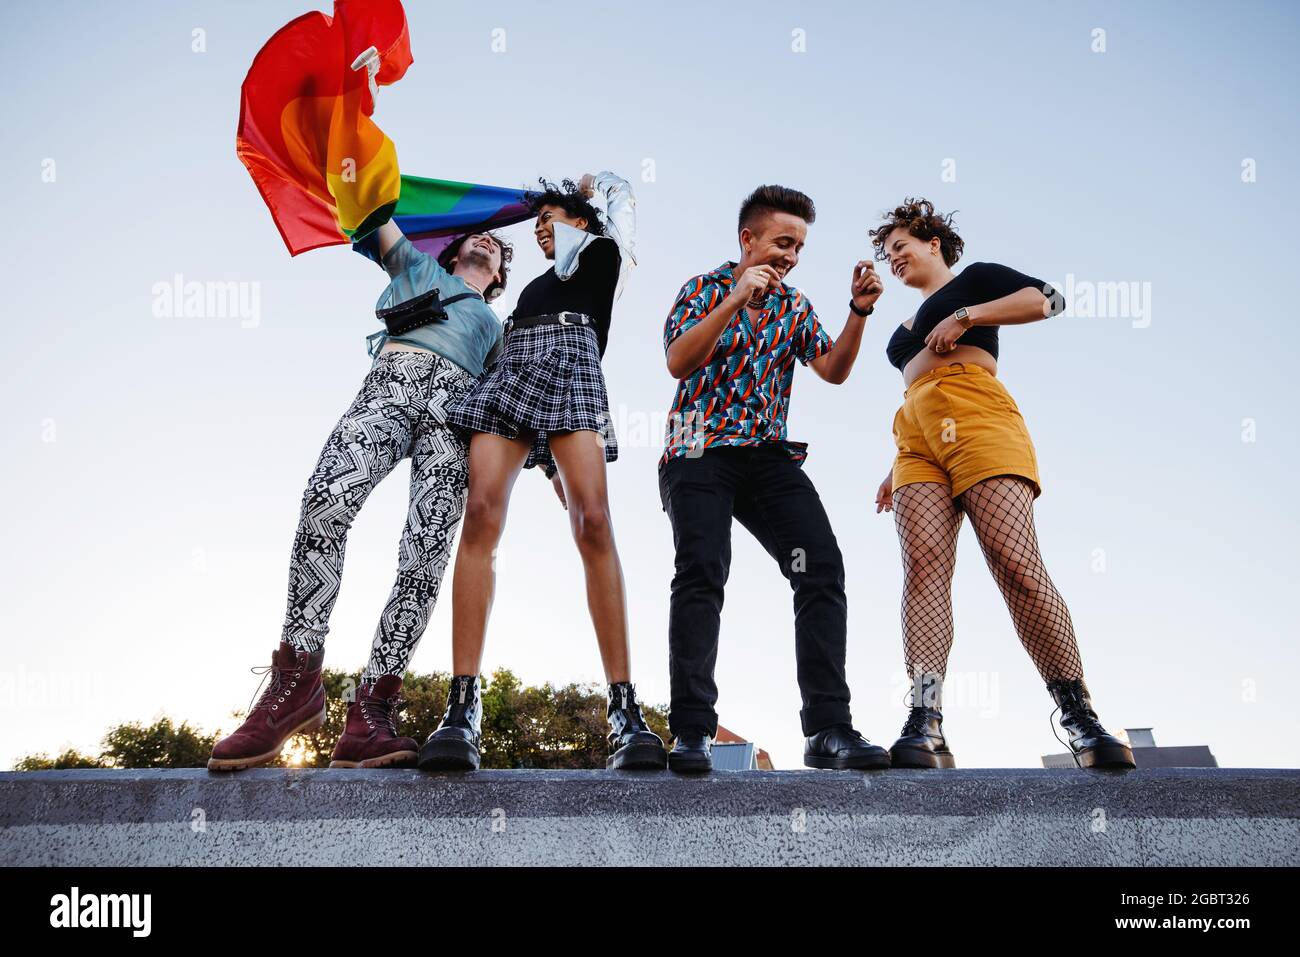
[2,768,1297,866]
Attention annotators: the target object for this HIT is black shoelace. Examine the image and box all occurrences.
[1048,682,1107,767]
[901,707,932,737]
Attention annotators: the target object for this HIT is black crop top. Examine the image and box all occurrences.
[885,261,1059,371]
[511,237,621,358]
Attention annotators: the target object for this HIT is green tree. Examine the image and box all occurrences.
[15,668,670,770]
[14,748,105,770]
[13,718,217,770]
[101,718,218,768]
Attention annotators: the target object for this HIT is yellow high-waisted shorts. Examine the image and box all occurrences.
[891,362,1041,499]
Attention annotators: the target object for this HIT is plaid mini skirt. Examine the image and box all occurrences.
[446,318,618,476]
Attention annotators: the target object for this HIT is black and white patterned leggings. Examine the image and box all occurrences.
[281,349,474,682]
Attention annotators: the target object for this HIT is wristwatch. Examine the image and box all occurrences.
[954,307,973,329]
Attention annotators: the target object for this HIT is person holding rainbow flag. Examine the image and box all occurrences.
[210,0,542,770]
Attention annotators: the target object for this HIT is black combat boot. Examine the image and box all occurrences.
[606,681,668,770]
[1046,677,1136,769]
[890,708,957,769]
[418,675,482,771]
[889,672,956,769]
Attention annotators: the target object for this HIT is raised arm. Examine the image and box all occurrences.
[375,220,404,260]
[372,220,425,279]
[582,170,637,266]
[808,259,884,384]
[665,266,778,380]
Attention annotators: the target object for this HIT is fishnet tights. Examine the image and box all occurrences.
[892,476,1083,685]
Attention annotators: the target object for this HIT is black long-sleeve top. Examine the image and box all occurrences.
[510,237,622,358]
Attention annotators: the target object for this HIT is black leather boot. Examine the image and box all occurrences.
[418,675,482,771]
[889,672,956,769]
[668,731,713,773]
[606,682,668,770]
[890,708,956,769]
[804,724,891,770]
[1046,677,1136,769]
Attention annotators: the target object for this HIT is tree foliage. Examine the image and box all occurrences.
[14,668,669,770]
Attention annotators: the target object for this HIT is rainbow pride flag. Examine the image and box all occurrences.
[351,175,538,263]
[238,0,539,260]
[236,0,412,255]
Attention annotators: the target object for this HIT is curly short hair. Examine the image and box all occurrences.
[437,231,513,301]
[869,198,964,267]
[528,178,606,236]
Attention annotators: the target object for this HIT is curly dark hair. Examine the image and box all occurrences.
[738,184,816,233]
[869,198,964,267]
[437,230,513,301]
[527,178,606,236]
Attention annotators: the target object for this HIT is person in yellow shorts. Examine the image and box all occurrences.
[868,198,1134,771]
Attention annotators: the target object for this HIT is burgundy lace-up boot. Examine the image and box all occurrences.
[208,641,327,771]
[329,674,419,768]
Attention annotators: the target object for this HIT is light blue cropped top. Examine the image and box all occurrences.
[363,235,503,376]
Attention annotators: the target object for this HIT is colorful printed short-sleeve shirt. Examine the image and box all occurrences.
[660,261,832,468]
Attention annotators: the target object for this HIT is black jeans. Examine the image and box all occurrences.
[657,443,854,738]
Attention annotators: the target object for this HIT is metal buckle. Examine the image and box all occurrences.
[558,313,571,326]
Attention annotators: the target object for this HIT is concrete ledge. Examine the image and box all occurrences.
[2,768,1297,866]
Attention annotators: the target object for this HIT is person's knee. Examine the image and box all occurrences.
[671,544,729,594]
[299,484,360,538]
[461,493,507,547]
[569,499,614,552]
[787,538,843,580]
[989,551,1041,596]
[901,541,956,588]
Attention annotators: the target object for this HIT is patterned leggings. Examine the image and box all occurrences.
[892,476,1084,691]
[281,350,474,683]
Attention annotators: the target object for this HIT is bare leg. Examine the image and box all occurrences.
[547,429,630,683]
[449,431,532,675]
[960,476,1084,681]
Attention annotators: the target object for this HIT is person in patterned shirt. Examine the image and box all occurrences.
[657,184,888,773]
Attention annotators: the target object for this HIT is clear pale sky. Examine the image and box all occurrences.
[2,0,1297,770]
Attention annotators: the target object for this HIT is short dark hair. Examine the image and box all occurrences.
[528,178,606,236]
[437,231,513,301]
[869,197,964,267]
[738,184,816,234]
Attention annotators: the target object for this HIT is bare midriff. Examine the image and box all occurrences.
[899,317,998,388]
[379,340,431,356]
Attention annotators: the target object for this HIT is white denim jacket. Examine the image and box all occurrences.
[550,169,637,301]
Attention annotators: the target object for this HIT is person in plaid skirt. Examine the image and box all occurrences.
[420,171,668,771]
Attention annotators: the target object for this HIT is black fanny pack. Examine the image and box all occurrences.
[376,288,479,337]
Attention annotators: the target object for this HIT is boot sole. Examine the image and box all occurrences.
[1079,743,1136,769]
[417,739,479,772]
[206,704,327,772]
[668,752,713,774]
[329,750,418,769]
[804,749,891,770]
[889,745,957,769]
[607,742,668,770]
